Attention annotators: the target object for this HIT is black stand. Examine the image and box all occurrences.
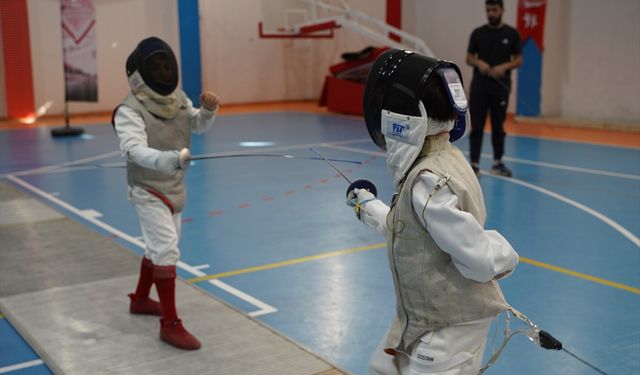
[51,101,84,137]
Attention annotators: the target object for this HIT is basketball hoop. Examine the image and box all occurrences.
[258,0,434,56]
[258,0,341,39]
[258,21,336,39]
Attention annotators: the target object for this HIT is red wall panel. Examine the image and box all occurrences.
[0,0,35,119]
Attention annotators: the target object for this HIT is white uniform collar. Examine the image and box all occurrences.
[128,70,179,119]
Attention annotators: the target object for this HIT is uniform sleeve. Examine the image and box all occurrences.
[361,199,390,235]
[114,106,168,170]
[412,171,519,282]
[184,95,216,134]
[467,28,478,54]
[511,27,522,55]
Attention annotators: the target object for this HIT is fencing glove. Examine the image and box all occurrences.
[347,188,376,221]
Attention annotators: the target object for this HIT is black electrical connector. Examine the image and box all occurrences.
[538,330,562,350]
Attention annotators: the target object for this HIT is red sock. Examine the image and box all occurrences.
[132,257,154,299]
[154,265,179,322]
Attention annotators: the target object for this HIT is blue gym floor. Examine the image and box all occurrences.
[1,111,639,375]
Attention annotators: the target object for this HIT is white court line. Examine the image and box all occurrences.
[0,150,121,178]
[1,140,373,178]
[178,263,277,316]
[323,143,385,158]
[486,173,640,248]
[506,131,640,150]
[181,138,373,159]
[0,359,44,374]
[500,156,640,180]
[325,144,640,247]
[6,175,278,317]
[326,144,640,180]
[0,141,372,315]
[191,264,210,270]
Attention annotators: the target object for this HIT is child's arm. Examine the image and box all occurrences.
[413,172,519,282]
[114,106,186,173]
[188,91,219,134]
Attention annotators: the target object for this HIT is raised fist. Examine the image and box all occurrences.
[200,91,220,111]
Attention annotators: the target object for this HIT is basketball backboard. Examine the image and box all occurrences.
[259,0,341,38]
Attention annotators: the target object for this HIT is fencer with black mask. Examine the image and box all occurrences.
[349,49,519,375]
[113,36,220,350]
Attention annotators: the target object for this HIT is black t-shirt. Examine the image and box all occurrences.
[467,24,521,94]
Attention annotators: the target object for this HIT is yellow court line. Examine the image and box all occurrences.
[188,243,640,295]
[187,243,386,284]
[519,257,640,295]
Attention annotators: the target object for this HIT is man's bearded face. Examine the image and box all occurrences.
[486,4,503,26]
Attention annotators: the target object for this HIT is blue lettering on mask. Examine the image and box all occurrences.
[392,122,406,135]
[384,116,412,141]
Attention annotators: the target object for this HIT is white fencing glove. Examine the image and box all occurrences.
[155,150,181,173]
[178,148,191,170]
[156,148,191,173]
[347,188,376,221]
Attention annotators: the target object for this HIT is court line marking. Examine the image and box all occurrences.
[326,144,640,180]
[322,143,385,158]
[324,145,639,247]
[486,173,640,247]
[500,156,640,180]
[187,243,639,295]
[0,360,44,374]
[0,150,121,178]
[504,131,640,150]
[5,175,277,317]
[518,257,640,294]
[0,139,373,317]
[188,243,385,284]
[1,139,373,178]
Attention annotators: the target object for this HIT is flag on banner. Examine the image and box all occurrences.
[61,0,97,102]
[516,0,546,117]
[517,0,547,51]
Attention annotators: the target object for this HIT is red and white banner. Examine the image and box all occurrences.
[61,0,97,102]
[517,0,546,51]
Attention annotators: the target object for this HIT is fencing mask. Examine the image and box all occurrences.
[126,37,179,96]
[362,49,469,151]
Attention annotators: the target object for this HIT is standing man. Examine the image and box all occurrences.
[467,0,522,177]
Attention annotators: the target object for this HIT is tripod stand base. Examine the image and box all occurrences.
[51,126,85,137]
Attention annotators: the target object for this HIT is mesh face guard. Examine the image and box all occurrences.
[126,37,179,96]
[438,67,468,142]
[363,49,468,150]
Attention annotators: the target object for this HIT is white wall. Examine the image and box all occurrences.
[539,0,568,117]
[198,0,385,104]
[406,0,640,125]
[409,0,520,113]
[25,0,382,114]
[27,0,180,116]
[20,0,640,126]
[560,0,640,123]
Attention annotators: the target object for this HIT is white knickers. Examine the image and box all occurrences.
[370,318,492,375]
[129,186,182,266]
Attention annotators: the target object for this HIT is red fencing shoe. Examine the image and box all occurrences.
[160,319,201,350]
[128,257,161,315]
[128,293,162,316]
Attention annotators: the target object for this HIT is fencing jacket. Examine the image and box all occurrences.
[381,133,514,351]
[115,90,215,213]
